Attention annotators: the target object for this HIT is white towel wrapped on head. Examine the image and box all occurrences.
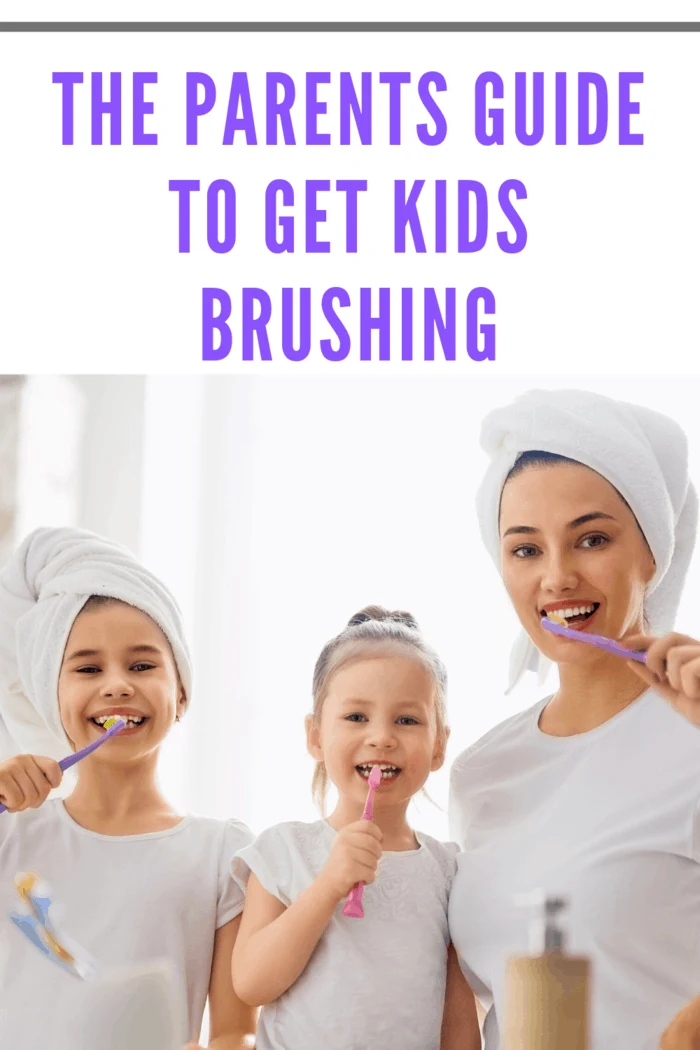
[476,389,699,692]
[0,527,192,760]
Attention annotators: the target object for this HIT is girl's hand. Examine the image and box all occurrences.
[317,820,383,902]
[627,633,700,727]
[0,754,62,812]
[660,993,700,1048]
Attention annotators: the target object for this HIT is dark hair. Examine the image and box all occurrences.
[310,605,448,810]
[505,450,577,483]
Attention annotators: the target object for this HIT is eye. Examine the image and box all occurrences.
[345,713,367,723]
[579,533,609,549]
[76,665,101,674]
[396,716,420,726]
[512,544,540,559]
[132,662,156,672]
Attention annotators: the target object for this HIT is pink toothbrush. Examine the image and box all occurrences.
[541,616,647,663]
[0,717,127,814]
[343,765,382,919]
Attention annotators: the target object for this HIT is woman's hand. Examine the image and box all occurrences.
[627,633,700,727]
[660,994,700,1048]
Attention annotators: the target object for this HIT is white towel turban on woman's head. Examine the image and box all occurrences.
[476,389,699,693]
[0,527,192,760]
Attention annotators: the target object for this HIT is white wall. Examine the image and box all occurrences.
[71,376,147,552]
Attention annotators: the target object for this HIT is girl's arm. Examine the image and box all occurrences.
[440,944,482,1050]
[232,819,382,1007]
[184,915,257,1050]
[231,872,340,1006]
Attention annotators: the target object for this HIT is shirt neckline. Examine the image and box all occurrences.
[529,688,654,749]
[55,799,192,841]
[320,818,425,855]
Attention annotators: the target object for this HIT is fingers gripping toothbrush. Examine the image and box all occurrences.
[343,765,382,919]
[0,716,127,815]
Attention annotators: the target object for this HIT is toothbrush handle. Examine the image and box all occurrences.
[593,636,647,662]
[343,883,366,918]
[59,720,125,771]
[0,722,124,813]
[342,784,377,918]
[542,619,647,663]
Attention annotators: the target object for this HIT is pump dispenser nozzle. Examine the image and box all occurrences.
[504,890,590,1050]
[515,891,569,954]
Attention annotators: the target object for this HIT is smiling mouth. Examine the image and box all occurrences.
[541,602,600,630]
[89,714,147,731]
[355,763,402,782]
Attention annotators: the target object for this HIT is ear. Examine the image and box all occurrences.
[430,726,449,773]
[176,685,187,721]
[305,714,324,762]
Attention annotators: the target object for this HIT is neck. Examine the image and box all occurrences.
[63,749,179,833]
[328,793,417,850]
[541,653,648,736]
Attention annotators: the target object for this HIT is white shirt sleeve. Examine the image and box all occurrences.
[217,818,255,927]
[232,824,296,907]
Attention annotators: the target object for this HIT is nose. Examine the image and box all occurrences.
[541,548,579,595]
[365,720,397,750]
[99,672,135,699]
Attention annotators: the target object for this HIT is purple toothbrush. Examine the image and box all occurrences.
[541,616,647,663]
[0,717,126,814]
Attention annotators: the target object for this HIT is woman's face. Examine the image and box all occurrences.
[499,462,656,664]
[58,600,185,760]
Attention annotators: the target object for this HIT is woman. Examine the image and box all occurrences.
[448,389,700,1050]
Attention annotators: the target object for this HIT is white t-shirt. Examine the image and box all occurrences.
[0,800,252,1049]
[233,819,458,1050]
[448,690,700,1050]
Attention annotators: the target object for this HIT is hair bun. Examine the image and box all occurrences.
[347,605,420,631]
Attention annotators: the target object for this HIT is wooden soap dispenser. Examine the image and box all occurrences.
[503,893,590,1050]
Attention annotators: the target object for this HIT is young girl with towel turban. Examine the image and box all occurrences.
[448,389,700,1050]
[0,527,256,1050]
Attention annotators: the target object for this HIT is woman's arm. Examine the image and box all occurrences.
[184,915,257,1050]
[440,944,482,1050]
[231,872,341,1007]
[660,993,700,1049]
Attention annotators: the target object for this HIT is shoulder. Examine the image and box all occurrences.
[182,814,255,855]
[232,821,327,904]
[250,820,327,857]
[415,832,460,879]
[450,700,544,784]
[639,691,700,749]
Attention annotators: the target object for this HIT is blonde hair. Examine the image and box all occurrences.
[310,605,449,810]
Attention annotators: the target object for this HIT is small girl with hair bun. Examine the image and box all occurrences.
[231,606,480,1050]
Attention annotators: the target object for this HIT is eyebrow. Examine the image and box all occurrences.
[339,697,427,710]
[65,644,163,661]
[502,511,616,539]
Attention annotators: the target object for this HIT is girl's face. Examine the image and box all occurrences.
[58,601,185,760]
[499,462,656,665]
[307,652,446,810]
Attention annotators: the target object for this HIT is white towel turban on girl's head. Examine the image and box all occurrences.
[476,389,699,693]
[0,527,192,760]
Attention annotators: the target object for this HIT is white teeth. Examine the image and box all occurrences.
[548,603,596,622]
[357,763,400,779]
[93,714,144,727]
